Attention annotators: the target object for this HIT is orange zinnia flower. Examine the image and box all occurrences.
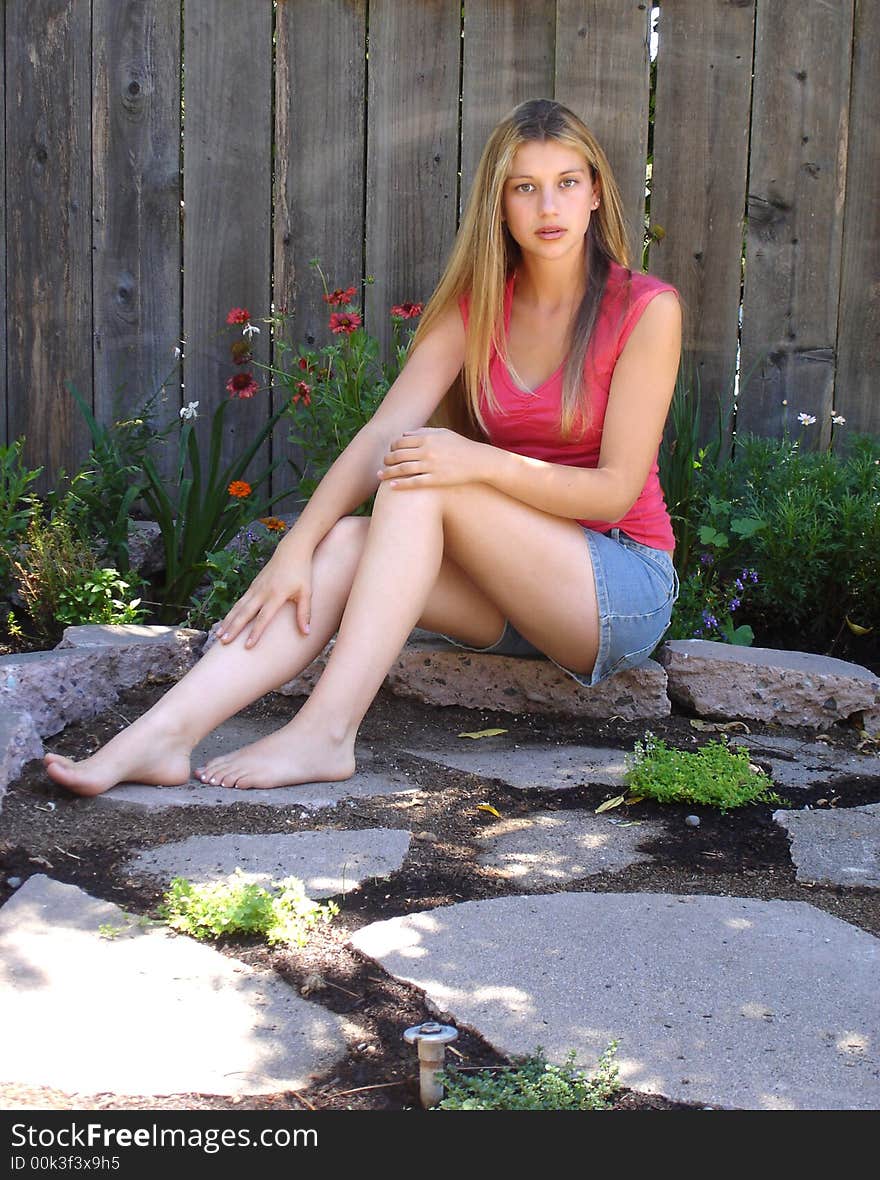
[259,516,287,532]
[322,286,358,306]
[228,480,252,499]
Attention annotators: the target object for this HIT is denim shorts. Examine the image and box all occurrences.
[439,526,679,687]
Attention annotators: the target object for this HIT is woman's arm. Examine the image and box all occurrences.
[380,291,681,523]
[281,302,467,556]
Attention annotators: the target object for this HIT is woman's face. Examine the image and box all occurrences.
[501,139,599,262]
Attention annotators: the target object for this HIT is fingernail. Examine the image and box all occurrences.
[221,632,230,642]
[304,623,310,634]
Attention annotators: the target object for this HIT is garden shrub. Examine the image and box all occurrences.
[438,1044,620,1111]
[624,733,782,810]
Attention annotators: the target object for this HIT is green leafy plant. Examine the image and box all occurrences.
[56,567,147,627]
[0,439,43,591]
[139,394,292,622]
[159,870,339,948]
[63,382,169,573]
[264,260,421,506]
[10,503,103,643]
[624,733,781,810]
[437,1044,620,1111]
[185,525,281,630]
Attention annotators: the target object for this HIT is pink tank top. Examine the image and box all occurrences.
[458,260,678,551]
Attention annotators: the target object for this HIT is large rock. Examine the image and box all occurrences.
[0,709,43,807]
[774,803,880,888]
[385,640,669,719]
[658,640,880,730]
[126,519,165,576]
[1,626,205,738]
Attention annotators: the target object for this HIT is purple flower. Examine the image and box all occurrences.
[699,552,713,567]
[734,578,744,593]
[702,610,718,629]
[729,597,741,612]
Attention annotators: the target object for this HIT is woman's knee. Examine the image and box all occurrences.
[314,515,370,566]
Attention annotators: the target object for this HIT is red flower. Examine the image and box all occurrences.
[230,340,252,365]
[390,301,424,320]
[298,356,316,374]
[226,307,251,325]
[322,286,358,307]
[226,372,259,399]
[228,480,252,499]
[329,312,362,335]
[293,381,312,406]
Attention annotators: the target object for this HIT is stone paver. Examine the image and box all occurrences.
[730,733,880,790]
[477,811,660,885]
[125,829,412,897]
[351,892,880,1110]
[0,876,347,1096]
[659,640,880,729]
[404,742,630,791]
[773,804,880,888]
[93,715,419,811]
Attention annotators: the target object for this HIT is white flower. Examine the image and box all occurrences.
[179,401,199,420]
[781,399,788,406]
[242,322,261,339]
[797,412,817,426]
[831,413,846,425]
[173,345,183,360]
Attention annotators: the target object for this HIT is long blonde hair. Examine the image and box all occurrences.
[415,98,632,440]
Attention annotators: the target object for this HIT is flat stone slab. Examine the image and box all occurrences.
[351,892,880,1110]
[387,640,670,720]
[659,640,880,730]
[773,804,880,888]
[730,733,880,790]
[0,709,43,806]
[0,876,347,1096]
[405,742,630,791]
[92,714,419,811]
[477,811,660,884]
[124,829,412,897]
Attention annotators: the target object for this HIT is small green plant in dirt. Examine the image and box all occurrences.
[10,504,104,643]
[624,733,782,810]
[437,1043,620,1111]
[159,870,339,948]
[185,523,282,630]
[56,567,147,628]
[263,260,422,507]
[0,439,43,590]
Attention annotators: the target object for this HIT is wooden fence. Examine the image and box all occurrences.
[2,0,878,498]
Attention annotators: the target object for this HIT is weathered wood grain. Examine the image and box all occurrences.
[6,0,92,490]
[555,0,652,265]
[834,0,880,440]
[182,0,274,490]
[274,0,367,507]
[460,0,556,207]
[365,0,461,355]
[650,0,755,448]
[93,0,182,478]
[739,0,854,448]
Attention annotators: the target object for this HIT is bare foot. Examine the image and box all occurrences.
[195,721,355,789]
[43,715,192,797]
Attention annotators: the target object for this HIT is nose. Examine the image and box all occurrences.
[539,185,558,214]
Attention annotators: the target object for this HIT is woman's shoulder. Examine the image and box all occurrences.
[605,259,679,302]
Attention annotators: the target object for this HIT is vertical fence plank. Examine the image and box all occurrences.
[460,1,556,206]
[274,0,367,505]
[365,1,461,356]
[649,0,754,446]
[183,0,274,506]
[0,3,6,448]
[834,0,880,440]
[555,0,652,265]
[738,0,854,448]
[6,0,92,491]
[93,0,182,472]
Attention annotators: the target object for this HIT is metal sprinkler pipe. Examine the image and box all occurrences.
[403,1020,459,1108]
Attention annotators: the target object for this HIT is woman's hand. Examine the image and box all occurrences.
[377,428,488,489]
[217,540,313,649]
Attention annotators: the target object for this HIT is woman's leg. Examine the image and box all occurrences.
[196,480,600,789]
[43,515,507,796]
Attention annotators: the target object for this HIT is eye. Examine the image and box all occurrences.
[560,177,579,188]
[514,182,535,193]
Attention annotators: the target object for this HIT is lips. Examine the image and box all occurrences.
[536,227,565,238]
